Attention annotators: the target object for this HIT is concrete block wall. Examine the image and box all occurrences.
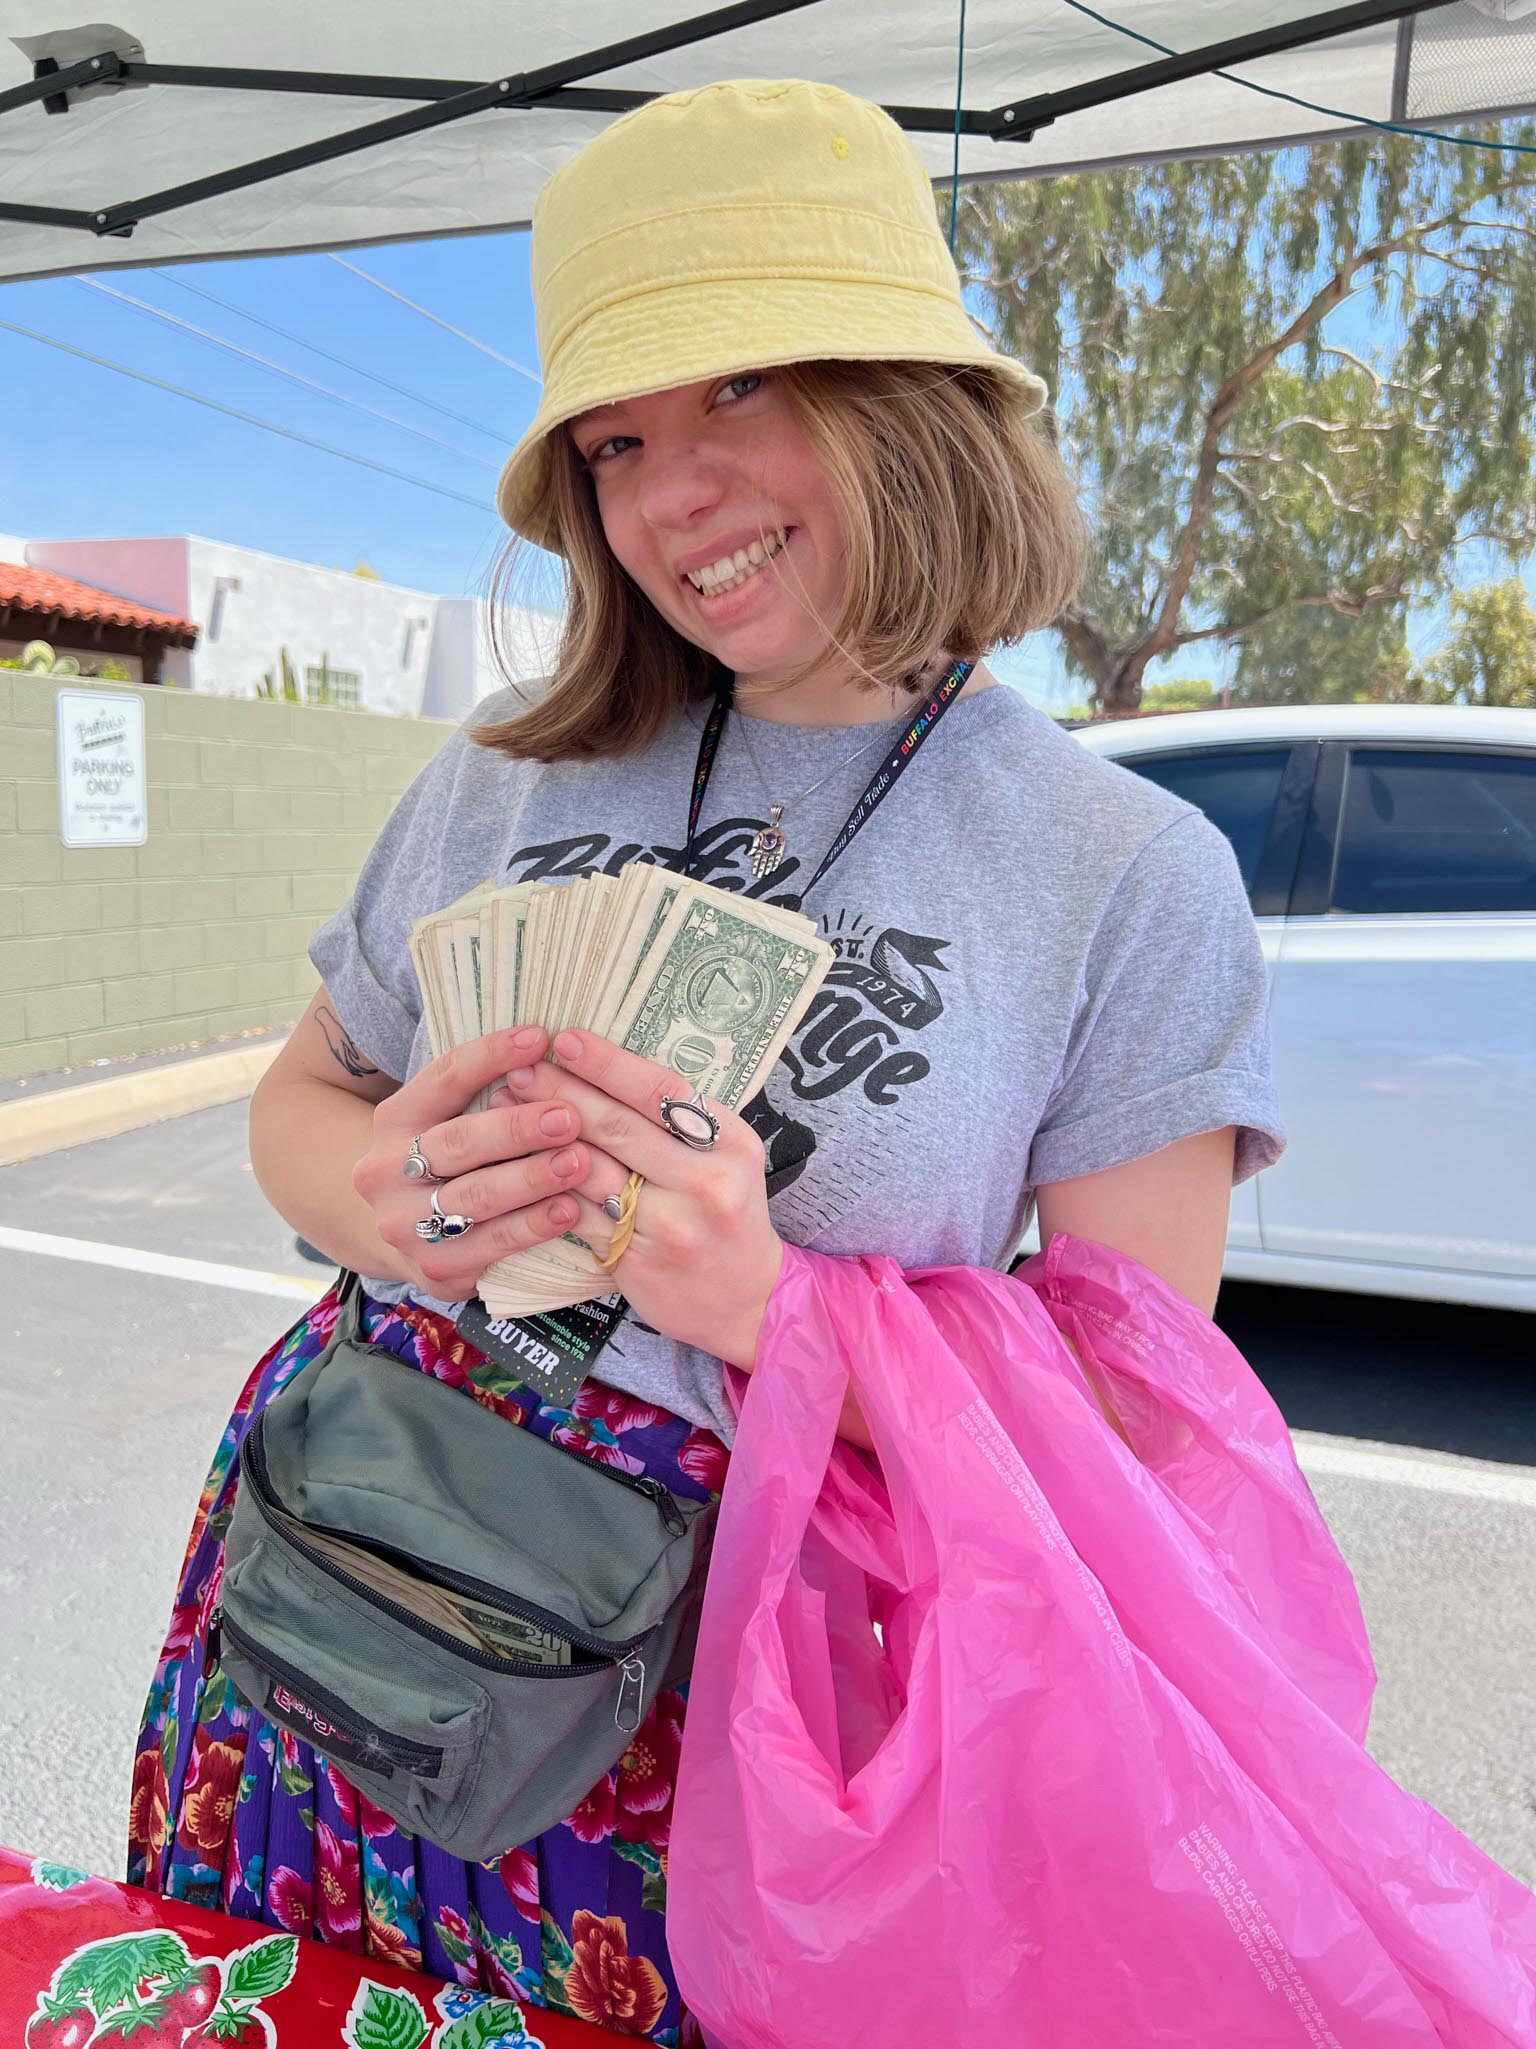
[0,674,456,1081]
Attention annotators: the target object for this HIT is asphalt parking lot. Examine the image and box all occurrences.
[1,1098,1533,1892]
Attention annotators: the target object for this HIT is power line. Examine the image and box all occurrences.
[78,277,503,470]
[153,267,519,444]
[1058,0,1536,156]
[327,253,542,381]
[0,316,494,511]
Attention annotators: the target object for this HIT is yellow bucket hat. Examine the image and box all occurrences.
[495,77,1050,553]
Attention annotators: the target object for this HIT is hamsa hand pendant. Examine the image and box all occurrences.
[749,804,788,878]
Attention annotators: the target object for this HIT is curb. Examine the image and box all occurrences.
[0,1037,288,1166]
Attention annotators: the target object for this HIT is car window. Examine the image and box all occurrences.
[1119,747,1291,895]
[1331,748,1536,914]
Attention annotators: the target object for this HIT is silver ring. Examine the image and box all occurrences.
[659,1087,720,1151]
[403,1135,444,1183]
[414,1188,474,1242]
[602,1192,625,1222]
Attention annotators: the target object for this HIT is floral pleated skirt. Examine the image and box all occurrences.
[127,1279,730,2045]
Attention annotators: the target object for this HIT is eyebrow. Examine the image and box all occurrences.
[567,403,623,438]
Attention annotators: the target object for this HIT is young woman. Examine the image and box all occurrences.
[130,79,1285,2042]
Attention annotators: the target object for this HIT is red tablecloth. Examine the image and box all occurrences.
[0,1844,629,2046]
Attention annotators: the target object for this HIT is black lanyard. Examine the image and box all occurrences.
[680,657,974,906]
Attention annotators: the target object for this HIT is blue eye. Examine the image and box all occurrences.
[587,434,639,466]
[581,377,770,469]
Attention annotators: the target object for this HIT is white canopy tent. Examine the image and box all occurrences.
[2,1,1535,287]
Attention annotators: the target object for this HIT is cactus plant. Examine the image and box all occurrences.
[5,638,83,676]
[0,641,133,679]
[257,644,301,701]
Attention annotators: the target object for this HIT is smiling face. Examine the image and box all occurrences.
[565,371,853,691]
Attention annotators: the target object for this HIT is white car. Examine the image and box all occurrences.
[1027,703,1536,1312]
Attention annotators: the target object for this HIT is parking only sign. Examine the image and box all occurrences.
[56,689,147,847]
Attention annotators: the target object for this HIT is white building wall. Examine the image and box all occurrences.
[7,534,561,719]
[176,537,433,714]
[424,594,560,723]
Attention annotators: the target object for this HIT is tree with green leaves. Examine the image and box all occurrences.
[1406,579,1536,707]
[956,132,1536,714]
[1229,604,1410,706]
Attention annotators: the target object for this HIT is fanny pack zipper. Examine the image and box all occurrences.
[239,1424,647,1674]
[540,1432,690,1537]
[312,1289,690,1540]
[210,1605,445,1774]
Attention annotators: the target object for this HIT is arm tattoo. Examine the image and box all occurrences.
[316,1005,379,1079]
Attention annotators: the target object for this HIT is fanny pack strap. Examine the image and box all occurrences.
[333,1267,366,1345]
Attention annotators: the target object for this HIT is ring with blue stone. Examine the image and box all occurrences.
[414,1188,474,1241]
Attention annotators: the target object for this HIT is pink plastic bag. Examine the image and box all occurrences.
[669,1234,1536,2048]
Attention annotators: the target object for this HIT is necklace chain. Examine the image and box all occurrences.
[733,712,899,814]
[732,709,906,879]
[681,658,975,893]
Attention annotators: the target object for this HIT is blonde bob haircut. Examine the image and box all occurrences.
[474,359,1085,763]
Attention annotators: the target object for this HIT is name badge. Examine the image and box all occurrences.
[454,1293,630,1410]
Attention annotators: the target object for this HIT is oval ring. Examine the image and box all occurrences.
[659,1088,720,1151]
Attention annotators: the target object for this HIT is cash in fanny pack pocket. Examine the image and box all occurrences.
[218,1274,716,1862]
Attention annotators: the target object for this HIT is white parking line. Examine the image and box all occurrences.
[0,1224,318,1300]
[1292,1434,1536,1509]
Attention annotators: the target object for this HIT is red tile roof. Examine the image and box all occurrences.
[0,561,198,643]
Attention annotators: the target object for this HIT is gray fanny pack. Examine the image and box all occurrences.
[217,1273,716,1861]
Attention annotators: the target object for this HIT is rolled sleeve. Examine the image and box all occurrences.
[1028,812,1288,1190]
[303,718,484,1083]
[1029,1067,1286,1188]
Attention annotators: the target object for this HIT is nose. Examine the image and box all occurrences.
[634,434,729,536]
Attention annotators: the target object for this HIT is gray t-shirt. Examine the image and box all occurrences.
[310,678,1286,1441]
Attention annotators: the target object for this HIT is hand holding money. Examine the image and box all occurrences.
[352,1023,594,1306]
[489,1027,792,1368]
[407,865,834,1322]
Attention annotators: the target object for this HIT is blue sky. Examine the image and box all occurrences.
[0,236,545,604]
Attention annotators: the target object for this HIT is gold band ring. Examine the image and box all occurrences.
[593,1170,645,1271]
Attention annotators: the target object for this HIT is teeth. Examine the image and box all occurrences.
[687,528,787,594]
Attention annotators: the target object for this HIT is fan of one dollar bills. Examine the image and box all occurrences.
[408,866,833,1317]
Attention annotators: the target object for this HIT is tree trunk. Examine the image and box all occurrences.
[1098,650,1153,717]
[1054,606,1157,717]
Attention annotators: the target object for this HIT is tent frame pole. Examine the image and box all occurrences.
[0,0,1479,244]
[991,0,1454,139]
